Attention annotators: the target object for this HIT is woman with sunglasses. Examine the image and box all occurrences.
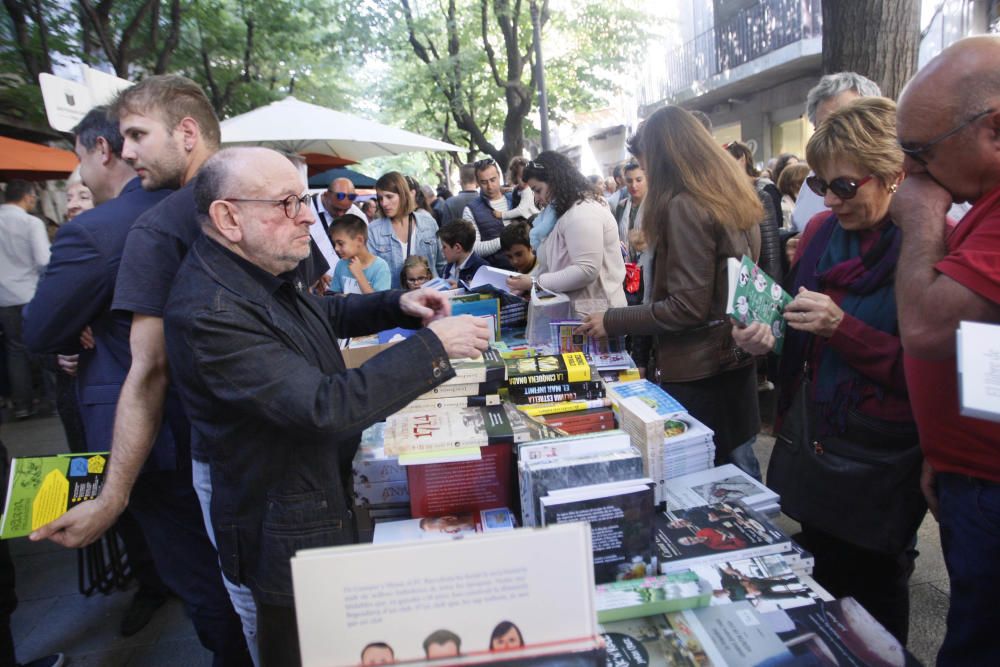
[367,171,445,288]
[505,151,626,310]
[732,97,922,644]
[578,105,763,476]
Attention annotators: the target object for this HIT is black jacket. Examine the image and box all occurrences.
[164,235,455,605]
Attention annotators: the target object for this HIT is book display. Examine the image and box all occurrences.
[10,298,916,665]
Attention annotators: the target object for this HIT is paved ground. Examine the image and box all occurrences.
[2,415,948,665]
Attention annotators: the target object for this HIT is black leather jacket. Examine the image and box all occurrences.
[164,235,454,605]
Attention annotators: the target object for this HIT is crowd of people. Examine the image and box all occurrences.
[0,33,998,667]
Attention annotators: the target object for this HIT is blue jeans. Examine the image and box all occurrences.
[192,460,260,667]
[936,472,1000,666]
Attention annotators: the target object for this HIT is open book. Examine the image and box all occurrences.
[726,255,793,353]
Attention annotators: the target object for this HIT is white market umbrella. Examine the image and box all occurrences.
[219,96,464,161]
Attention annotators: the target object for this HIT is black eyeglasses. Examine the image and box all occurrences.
[526,160,545,171]
[806,174,875,200]
[900,108,994,166]
[225,193,313,219]
[474,158,497,170]
[332,192,358,201]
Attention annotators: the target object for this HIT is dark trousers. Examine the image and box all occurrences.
[0,305,33,413]
[253,594,299,667]
[936,473,1000,666]
[796,524,915,644]
[129,469,252,667]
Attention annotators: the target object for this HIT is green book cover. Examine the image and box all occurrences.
[1,452,109,539]
[596,571,712,622]
[725,255,793,354]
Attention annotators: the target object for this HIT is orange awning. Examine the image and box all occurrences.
[0,136,78,181]
[301,152,355,178]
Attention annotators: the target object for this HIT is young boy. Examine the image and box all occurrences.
[438,219,487,286]
[499,221,537,275]
[328,214,391,294]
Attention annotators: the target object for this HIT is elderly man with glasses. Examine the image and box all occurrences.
[892,35,1000,666]
[163,147,491,665]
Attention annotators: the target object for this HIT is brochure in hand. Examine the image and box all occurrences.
[1,452,108,539]
[726,255,793,353]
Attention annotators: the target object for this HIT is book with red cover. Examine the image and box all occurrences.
[406,443,517,517]
[543,408,616,428]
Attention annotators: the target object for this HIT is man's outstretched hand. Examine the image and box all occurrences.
[428,315,491,359]
[400,288,452,325]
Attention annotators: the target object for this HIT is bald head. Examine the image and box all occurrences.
[901,36,1000,124]
[897,36,1000,202]
[195,146,314,274]
[324,176,358,215]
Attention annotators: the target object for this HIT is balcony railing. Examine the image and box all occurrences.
[640,0,822,107]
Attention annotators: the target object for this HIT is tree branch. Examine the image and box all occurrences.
[154,0,182,74]
[79,0,117,71]
[115,0,156,75]
[480,0,503,87]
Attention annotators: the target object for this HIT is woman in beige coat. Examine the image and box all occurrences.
[506,151,626,310]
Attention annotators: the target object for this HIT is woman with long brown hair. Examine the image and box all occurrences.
[367,171,445,288]
[578,106,764,475]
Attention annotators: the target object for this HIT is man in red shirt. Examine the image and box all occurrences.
[893,36,1000,665]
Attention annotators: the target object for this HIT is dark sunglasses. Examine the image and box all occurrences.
[526,160,545,171]
[332,192,358,201]
[225,192,313,219]
[474,158,497,170]
[899,108,994,166]
[806,174,875,200]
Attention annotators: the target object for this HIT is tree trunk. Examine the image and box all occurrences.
[822,0,920,100]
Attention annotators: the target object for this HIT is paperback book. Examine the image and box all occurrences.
[689,554,829,613]
[451,347,507,384]
[383,404,559,456]
[763,597,920,666]
[519,442,644,528]
[506,352,592,386]
[595,571,711,623]
[540,478,656,584]
[372,508,516,544]
[662,464,779,513]
[654,502,791,574]
[726,254,793,354]
[1,452,108,539]
[291,522,599,667]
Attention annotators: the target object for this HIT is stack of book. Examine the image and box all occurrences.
[383,403,561,519]
[536,405,616,435]
[599,597,918,666]
[398,347,506,413]
[605,380,716,504]
[351,423,410,542]
[503,352,605,406]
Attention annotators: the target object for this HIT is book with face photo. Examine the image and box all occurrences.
[291,522,600,667]
[655,502,792,574]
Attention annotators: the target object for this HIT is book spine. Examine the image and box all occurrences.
[514,390,607,405]
[517,399,612,417]
[420,380,501,398]
[506,370,574,386]
[506,380,604,400]
[398,394,500,412]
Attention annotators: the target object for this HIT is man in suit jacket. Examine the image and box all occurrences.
[21,107,176,637]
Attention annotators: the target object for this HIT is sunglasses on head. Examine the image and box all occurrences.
[331,192,358,201]
[474,158,497,170]
[526,160,545,171]
[806,174,875,200]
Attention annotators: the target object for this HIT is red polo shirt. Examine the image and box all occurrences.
[904,184,1000,482]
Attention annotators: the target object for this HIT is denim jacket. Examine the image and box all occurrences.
[164,235,455,605]
[367,211,445,288]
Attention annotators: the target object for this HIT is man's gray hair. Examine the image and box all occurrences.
[806,72,882,125]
